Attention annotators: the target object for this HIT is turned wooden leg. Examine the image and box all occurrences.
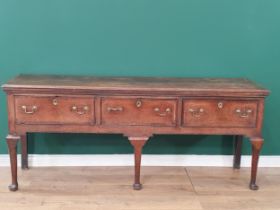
[233,135,243,169]
[6,134,20,191]
[128,136,149,190]
[249,137,264,190]
[21,134,28,170]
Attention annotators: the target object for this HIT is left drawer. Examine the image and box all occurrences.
[14,96,94,125]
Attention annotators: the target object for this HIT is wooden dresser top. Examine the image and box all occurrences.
[2,74,269,97]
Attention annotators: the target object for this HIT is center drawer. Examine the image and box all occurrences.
[101,97,177,126]
[15,96,94,125]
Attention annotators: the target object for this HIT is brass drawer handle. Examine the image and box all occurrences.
[107,107,124,112]
[21,105,38,114]
[235,108,253,118]
[154,107,172,117]
[71,105,89,115]
[188,108,204,117]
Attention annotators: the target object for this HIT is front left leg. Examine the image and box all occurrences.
[249,137,264,190]
[6,134,20,191]
[128,136,149,190]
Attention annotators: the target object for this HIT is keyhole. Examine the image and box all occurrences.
[218,102,223,109]
[136,100,142,108]
[53,98,58,106]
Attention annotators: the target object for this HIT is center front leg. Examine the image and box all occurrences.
[128,136,149,190]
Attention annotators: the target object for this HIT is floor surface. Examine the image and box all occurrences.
[0,166,280,210]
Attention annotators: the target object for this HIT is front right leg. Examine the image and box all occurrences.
[249,137,264,190]
[6,134,20,191]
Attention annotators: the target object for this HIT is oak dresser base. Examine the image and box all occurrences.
[2,75,269,191]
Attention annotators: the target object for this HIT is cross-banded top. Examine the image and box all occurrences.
[2,74,269,97]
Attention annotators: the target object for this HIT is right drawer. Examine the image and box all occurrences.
[182,99,258,128]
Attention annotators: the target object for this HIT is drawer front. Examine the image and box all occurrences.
[183,99,258,128]
[15,96,94,124]
[101,97,177,126]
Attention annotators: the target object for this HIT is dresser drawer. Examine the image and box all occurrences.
[182,99,258,128]
[15,96,94,124]
[101,97,177,126]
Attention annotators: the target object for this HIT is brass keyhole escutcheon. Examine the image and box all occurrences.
[218,102,223,109]
[136,99,142,108]
[53,98,58,106]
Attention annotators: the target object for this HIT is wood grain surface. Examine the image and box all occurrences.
[2,74,269,96]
